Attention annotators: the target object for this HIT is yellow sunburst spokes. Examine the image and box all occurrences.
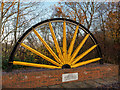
[12,61,61,69]
[21,43,62,67]
[68,25,79,57]
[71,45,98,65]
[63,20,67,64]
[49,22,64,64]
[11,21,101,69]
[71,58,101,68]
[69,34,90,64]
[33,28,63,65]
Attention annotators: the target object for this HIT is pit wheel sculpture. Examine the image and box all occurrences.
[9,18,103,69]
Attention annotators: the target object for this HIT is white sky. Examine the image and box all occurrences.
[2,0,119,2]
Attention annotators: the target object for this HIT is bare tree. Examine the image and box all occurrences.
[0,1,46,43]
[53,2,99,30]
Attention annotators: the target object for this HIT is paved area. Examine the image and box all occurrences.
[39,76,119,89]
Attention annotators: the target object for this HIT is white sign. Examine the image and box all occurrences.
[62,73,78,82]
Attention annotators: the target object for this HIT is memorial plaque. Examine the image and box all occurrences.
[62,73,78,82]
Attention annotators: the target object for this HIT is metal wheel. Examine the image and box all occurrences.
[8,18,103,70]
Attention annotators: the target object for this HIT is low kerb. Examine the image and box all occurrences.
[2,64,118,88]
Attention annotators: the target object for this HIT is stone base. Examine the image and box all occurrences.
[2,64,119,88]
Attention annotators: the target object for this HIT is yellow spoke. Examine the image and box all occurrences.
[49,22,64,64]
[71,45,97,65]
[12,61,61,69]
[69,34,90,64]
[68,25,79,57]
[33,28,63,65]
[71,58,101,68]
[63,21,67,64]
[21,43,61,67]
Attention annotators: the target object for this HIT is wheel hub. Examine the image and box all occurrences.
[62,64,71,69]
